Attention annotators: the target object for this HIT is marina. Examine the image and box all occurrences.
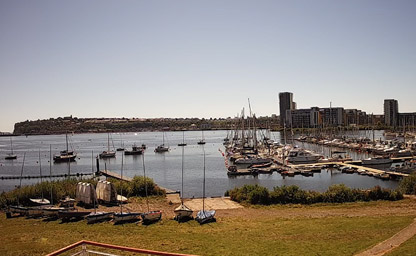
[0,129,413,197]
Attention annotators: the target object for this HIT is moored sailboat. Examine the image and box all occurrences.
[5,137,17,160]
[197,130,206,145]
[53,133,77,163]
[99,133,116,158]
[154,132,169,153]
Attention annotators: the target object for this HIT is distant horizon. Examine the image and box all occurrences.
[3,98,415,133]
[1,1,415,132]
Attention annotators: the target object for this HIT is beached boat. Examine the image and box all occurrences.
[174,144,193,221]
[114,212,141,223]
[114,154,140,224]
[141,152,162,223]
[86,211,113,224]
[30,151,51,206]
[195,147,216,224]
[58,209,90,222]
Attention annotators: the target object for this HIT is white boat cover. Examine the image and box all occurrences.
[76,182,97,205]
[96,181,117,203]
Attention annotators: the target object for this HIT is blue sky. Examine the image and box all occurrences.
[1,0,415,132]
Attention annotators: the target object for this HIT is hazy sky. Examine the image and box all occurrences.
[1,0,415,132]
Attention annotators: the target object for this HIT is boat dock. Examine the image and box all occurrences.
[97,170,132,182]
[0,172,94,180]
[290,162,409,178]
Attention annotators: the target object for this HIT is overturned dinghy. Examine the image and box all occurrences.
[195,210,216,224]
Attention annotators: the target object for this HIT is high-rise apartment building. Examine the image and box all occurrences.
[384,99,399,127]
[279,92,294,127]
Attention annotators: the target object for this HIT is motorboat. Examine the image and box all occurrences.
[286,149,322,164]
[124,144,144,155]
[362,156,393,165]
[154,145,169,153]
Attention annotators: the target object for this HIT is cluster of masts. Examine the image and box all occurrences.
[6,133,216,225]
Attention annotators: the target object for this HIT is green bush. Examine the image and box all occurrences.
[398,173,416,195]
[110,176,165,197]
[226,184,403,206]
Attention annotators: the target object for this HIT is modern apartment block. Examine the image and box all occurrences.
[384,99,399,127]
[279,92,295,127]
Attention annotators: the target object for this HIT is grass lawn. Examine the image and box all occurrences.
[0,212,414,256]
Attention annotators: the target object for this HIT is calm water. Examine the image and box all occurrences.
[0,130,399,197]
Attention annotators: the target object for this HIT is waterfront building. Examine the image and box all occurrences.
[345,109,368,126]
[384,99,399,127]
[286,107,320,128]
[398,113,416,127]
[279,92,294,127]
[320,107,345,127]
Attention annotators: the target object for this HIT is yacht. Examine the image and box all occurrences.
[362,156,393,165]
[286,149,322,164]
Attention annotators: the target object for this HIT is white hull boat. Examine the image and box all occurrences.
[286,149,322,164]
[174,204,193,220]
[30,198,51,206]
[362,157,393,165]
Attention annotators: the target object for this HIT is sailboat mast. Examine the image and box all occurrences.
[50,145,53,204]
[142,152,150,212]
[181,144,184,204]
[107,133,110,151]
[202,146,206,213]
[10,137,14,154]
[120,153,124,214]
[18,153,26,206]
[66,133,69,153]
[39,150,44,200]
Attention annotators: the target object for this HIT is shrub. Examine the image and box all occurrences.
[226,183,403,206]
[398,173,416,195]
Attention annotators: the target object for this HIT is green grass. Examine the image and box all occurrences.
[0,213,413,256]
[386,234,416,256]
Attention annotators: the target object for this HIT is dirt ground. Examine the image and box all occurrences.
[96,195,416,221]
